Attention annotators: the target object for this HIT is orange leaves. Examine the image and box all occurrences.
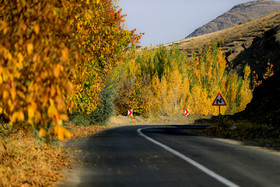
[0,131,73,186]
[243,64,251,80]
[17,53,24,66]
[48,99,58,120]
[263,62,274,80]
[27,43,34,54]
[39,128,47,137]
[131,29,144,44]
[9,111,25,125]
[0,0,139,140]
[3,90,9,100]
[39,124,71,141]
[27,102,36,122]
[65,0,139,114]
[0,20,9,35]
[54,125,71,140]
[61,48,69,62]
[53,64,63,78]
[34,24,40,35]
[0,1,73,139]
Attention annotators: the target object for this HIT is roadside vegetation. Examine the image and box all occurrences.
[115,43,252,117]
[0,0,141,185]
[200,118,280,151]
[0,0,277,186]
[0,125,71,186]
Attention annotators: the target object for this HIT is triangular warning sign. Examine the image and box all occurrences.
[212,93,227,106]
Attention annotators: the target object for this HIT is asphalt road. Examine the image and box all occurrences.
[61,125,280,187]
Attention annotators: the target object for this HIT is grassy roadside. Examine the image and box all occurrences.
[0,122,109,186]
[0,130,70,186]
[193,117,280,151]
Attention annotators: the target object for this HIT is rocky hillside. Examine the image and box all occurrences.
[166,11,280,62]
[232,25,280,76]
[186,0,280,38]
[165,10,280,126]
[232,25,280,126]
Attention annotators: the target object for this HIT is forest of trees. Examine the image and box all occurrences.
[0,0,142,140]
[115,43,253,117]
[0,0,253,140]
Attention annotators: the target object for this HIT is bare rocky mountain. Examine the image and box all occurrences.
[186,0,280,38]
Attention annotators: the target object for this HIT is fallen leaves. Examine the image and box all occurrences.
[0,132,72,186]
[66,124,108,139]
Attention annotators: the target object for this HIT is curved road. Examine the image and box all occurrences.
[62,125,280,187]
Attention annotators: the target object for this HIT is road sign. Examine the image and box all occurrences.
[212,93,227,106]
[128,109,133,116]
[184,109,189,116]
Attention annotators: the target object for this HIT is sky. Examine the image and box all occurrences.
[118,0,279,46]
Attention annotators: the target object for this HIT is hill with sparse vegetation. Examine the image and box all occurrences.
[166,10,280,76]
[186,0,280,38]
[172,5,280,145]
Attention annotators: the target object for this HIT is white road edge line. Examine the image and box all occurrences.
[137,127,239,187]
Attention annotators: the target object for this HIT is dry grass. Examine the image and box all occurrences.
[0,121,109,186]
[201,120,280,151]
[0,130,72,186]
[163,11,280,60]
[67,124,108,139]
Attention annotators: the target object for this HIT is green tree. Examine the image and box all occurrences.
[90,80,116,126]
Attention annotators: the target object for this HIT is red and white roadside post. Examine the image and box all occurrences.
[128,109,133,117]
[184,109,189,116]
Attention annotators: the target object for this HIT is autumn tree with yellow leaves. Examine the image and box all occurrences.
[0,0,142,140]
[115,43,253,117]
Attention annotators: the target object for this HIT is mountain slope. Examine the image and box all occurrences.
[186,0,280,38]
[232,25,280,125]
[166,10,280,64]
[165,10,280,125]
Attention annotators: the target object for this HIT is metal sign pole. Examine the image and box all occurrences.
[218,105,221,119]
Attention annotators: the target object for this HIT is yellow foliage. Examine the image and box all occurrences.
[27,103,36,122]
[55,125,71,140]
[116,43,253,117]
[39,128,47,137]
[34,24,40,35]
[27,43,33,54]
[48,99,57,115]
[0,0,140,140]
[0,0,73,137]
[151,69,189,116]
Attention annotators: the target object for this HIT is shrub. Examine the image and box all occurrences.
[90,80,116,126]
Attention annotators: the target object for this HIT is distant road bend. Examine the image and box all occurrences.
[62,125,280,187]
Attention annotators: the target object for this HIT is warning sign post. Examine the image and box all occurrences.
[128,109,133,117]
[184,109,189,116]
[212,93,227,117]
